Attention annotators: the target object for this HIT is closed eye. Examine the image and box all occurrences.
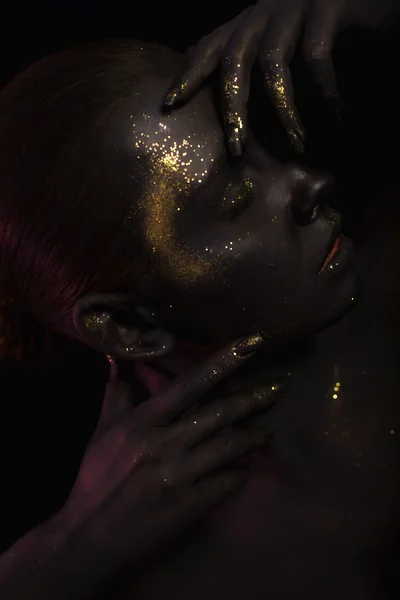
[221,177,259,219]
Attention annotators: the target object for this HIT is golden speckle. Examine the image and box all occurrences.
[231,334,263,358]
[224,70,240,100]
[133,114,221,285]
[83,312,109,331]
[264,51,301,135]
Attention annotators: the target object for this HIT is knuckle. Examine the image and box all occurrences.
[138,433,161,461]
[158,463,178,488]
[220,435,245,457]
[224,34,250,66]
[303,41,329,63]
[207,400,227,424]
[259,47,283,70]
[251,386,273,405]
[195,35,215,58]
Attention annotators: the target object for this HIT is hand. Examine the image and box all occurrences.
[164,0,396,155]
[61,335,282,585]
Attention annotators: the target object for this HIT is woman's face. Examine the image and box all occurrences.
[115,71,357,348]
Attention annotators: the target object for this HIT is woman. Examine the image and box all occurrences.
[0,4,399,600]
[0,37,356,598]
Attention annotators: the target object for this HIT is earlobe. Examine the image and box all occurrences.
[72,293,175,360]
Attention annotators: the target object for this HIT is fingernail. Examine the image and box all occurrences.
[164,89,180,107]
[232,334,264,357]
[227,123,243,157]
[271,379,288,393]
[287,128,305,154]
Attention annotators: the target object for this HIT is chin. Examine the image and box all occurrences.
[261,269,361,355]
[313,268,362,336]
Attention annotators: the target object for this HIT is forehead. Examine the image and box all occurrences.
[126,75,225,187]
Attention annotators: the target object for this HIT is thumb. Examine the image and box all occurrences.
[97,357,133,429]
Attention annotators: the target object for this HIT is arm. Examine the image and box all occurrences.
[0,511,110,600]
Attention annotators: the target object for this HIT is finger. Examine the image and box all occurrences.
[164,8,253,107]
[303,1,344,120]
[178,469,248,517]
[164,382,282,449]
[96,358,133,430]
[179,427,271,482]
[138,334,264,426]
[221,9,269,156]
[258,1,306,152]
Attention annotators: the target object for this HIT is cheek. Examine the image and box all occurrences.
[202,224,297,280]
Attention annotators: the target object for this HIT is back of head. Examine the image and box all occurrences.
[0,39,177,362]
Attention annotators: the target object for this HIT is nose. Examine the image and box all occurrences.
[289,165,335,226]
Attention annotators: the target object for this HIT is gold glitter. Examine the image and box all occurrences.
[133,116,219,285]
[83,312,109,331]
[264,51,301,134]
[224,71,240,100]
[222,178,257,213]
[231,333,263,357]
[227,111,243,130]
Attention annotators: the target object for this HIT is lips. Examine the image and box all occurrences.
[318,215,342,274]
[320,236,340,273]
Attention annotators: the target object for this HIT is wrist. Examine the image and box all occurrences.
[0,510,114,600]
[39,510,116,599]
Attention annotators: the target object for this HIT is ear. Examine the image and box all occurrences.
[72,292,175,360]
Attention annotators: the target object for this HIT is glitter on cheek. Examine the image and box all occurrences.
[132,117,224,285]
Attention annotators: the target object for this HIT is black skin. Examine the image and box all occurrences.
[73,70,357,356]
